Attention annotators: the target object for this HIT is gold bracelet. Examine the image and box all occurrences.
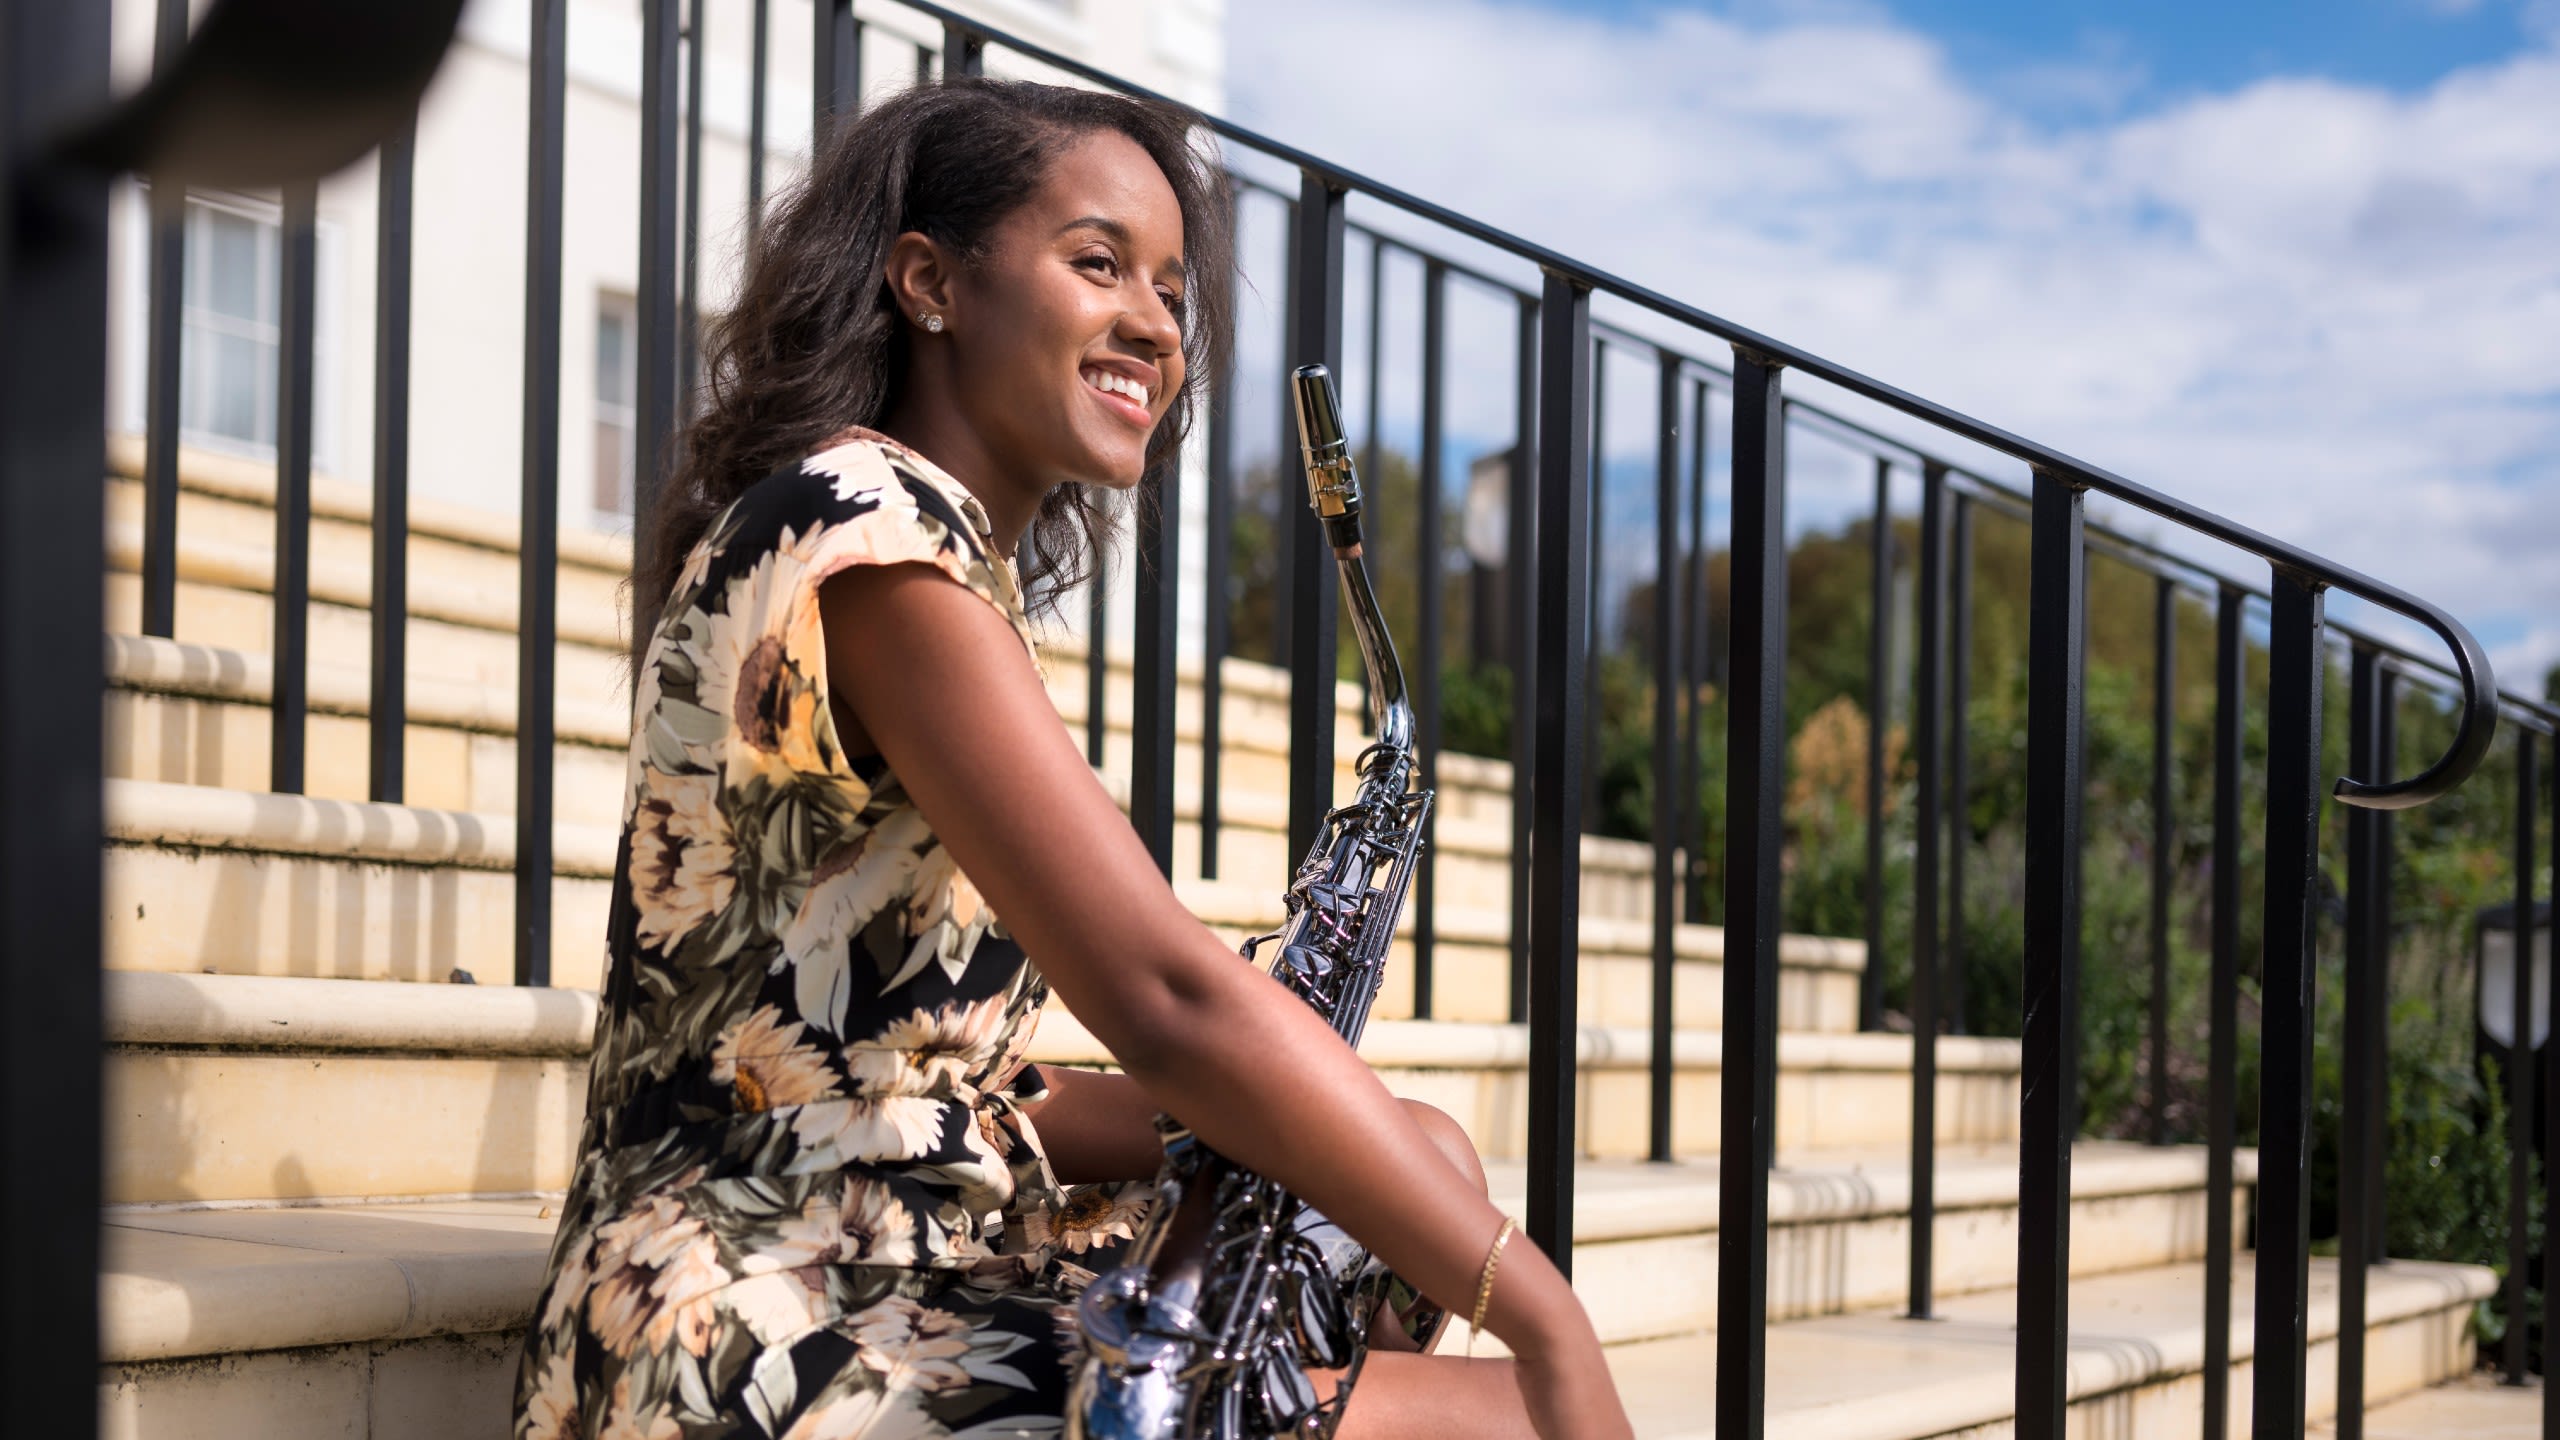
[1466,1215,1517,1356]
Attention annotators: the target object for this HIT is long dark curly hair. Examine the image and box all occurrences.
[632,77,1235,651]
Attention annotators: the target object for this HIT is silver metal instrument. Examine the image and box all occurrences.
[1066,364,1437,1439]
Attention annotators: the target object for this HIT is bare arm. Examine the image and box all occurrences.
[819,565,1621,1421]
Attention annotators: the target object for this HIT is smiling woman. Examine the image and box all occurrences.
[519,77,1627,1440]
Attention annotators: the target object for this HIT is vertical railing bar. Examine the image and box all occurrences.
[2338,642,2384,1438]
[1129,450,1179,874]
[2372,675,2395,1268]
[369,116,416,804]
[1507,295,1536,1024]
[2149,576,2176,1144]
[1285,171,1346,861]
[942,22,986,76]
[1908,461,1946,1318]
[268,181,318,796]
[2544,724,2558,1440]
[2505,727,2538,1384]
[1583,339,1604,822]
[517,0,566,988]
[678,0,703,412]
[1863,455,1892,1032]
[1198,192,1238,881]
[1355,238,1384,735]
[2253,565,2330,1440]
[139,0,189,639]
[1527,269,1592,1275]
[1717,346,1788,1440]
[1682,375,1707,926]
[1414,258,1446,1019]
[1085,543,1108,769]
[635,0,679,532]
[746,0,767,248]
[1945,495,1973,1035]
[916,42,932,86]
[2014,469,2087,1440]
[811,0,858,143]
[2201,582,2244,1440]
[1647,345,1681,1163]
[1272,198,1297,671]
[0,4,113,1421]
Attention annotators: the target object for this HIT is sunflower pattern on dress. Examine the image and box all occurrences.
[516,430,1154,1440]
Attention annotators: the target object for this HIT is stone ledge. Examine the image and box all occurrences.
[104,779,619,877]
[107,435,631,575]
[1609,1257,2496,1439]
[108,971,597,1056]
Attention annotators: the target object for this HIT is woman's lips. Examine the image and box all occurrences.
[1086,380,1152,428]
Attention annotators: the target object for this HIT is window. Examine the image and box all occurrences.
[595,292,638,517]
[180,196,282,453]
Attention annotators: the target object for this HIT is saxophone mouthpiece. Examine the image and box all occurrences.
[1291,364,1364,553]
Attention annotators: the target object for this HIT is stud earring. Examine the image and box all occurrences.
[918,313,945,334]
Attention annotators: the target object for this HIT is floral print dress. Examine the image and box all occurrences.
[517,431,1151,1440]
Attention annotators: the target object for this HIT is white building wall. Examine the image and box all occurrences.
[105,0,1226,656]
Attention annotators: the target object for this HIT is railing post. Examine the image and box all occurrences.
[1864,455,1893,1033]
[1717,346,1787,1440]
[1648,346,1682,1163]
[518,0,566,987]
[1507,295,1537,1024]
[2545,723,2559,1440]
[1527,269,1592,1274]
[2149,577,2175,1145]
[268,180,317,795]
[636,0,680,531]
[746,0,767,244]
[1946,494,1972,1035]
[2338,642,2384,1435]
[2202,582,2244,1440]
[1085,549,1108,769]
[371,116,416,804]
[2372,674,2395,1266]
[1583,343,1604,819]
[2254,566,2330,1440]
[1128,449,1178,872]
[1908,461,1946,1318]
[1415,259,1447,1019]
[139,0,188,640]
[2015,469,2087,1440]
[1285,171,1345,861]
[0,1,111,1421]
[942,22,986,77]
[1198,188,1238,880]
[2505,726,2538,1386]
[1682,376,1708,926]
[811,0,858,144]
[679,0,703,410]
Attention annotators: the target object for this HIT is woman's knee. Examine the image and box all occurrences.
[1397,1099,1487,1194]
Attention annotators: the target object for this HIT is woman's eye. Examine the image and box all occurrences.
[1077,254,1119,278]
[1159,290,1187,322]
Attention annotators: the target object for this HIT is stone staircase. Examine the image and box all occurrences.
[95,441,2491,1437]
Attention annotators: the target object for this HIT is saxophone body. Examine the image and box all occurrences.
[1066,365,1436,1439]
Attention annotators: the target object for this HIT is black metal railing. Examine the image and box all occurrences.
[26,1,2560,1436]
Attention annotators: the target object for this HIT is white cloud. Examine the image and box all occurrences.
[1223,0,2560,699]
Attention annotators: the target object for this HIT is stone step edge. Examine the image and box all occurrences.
[1618,1256,2495,1440]
[108,633,1649,885]
[107,970,1978,1076]
[98,1143,2208,1367]
[107,435,633,576]
[102,779,1863,970]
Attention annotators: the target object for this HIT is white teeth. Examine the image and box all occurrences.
[1084,368,1149,408]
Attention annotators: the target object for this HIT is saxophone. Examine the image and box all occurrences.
[1065,365,1438,1439]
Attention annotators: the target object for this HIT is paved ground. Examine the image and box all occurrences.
[2312,1373,2544,1438]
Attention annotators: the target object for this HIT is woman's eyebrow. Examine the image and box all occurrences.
[1059,215,1186,282]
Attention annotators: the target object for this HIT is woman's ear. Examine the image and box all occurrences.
[883,231,957,328]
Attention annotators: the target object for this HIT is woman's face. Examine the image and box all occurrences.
[939,129,1188,493]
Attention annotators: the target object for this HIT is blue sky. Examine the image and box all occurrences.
[1226,0,2560,689]
[1553,0,2541,100]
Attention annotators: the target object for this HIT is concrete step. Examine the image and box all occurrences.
[2309,1373,2545,1438]
[1607,1256,2494,1439]
[104,633,1696,931]
[93,1156,2310,1440]
[101,967,2007,1205]
[101,778,1862,1034]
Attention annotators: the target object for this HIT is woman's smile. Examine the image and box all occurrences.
[1079,360,1157,428]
